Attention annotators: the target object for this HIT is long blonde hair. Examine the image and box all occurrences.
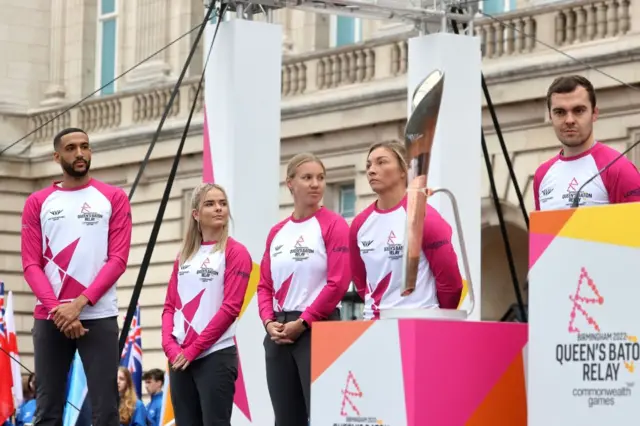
[179,183,231,264]
[118,366,137,425]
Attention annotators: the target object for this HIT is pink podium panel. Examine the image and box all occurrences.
[310,319,528,426]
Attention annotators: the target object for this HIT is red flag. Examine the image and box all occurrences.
[0,334,14,422]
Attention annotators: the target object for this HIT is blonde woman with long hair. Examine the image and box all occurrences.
[161,183,252,425]
[257,153,351,426]
[117,367,146,426]
[350,141,463,319]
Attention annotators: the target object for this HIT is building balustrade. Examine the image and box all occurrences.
[24,0,635,145]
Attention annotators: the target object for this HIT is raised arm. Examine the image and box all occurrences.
[422,206,463,309]
[301,217,351,326]
[82,189,133,305]
[183,243,252,362]
[161,258,182,363]
[21,194,60,312]
[349,218,367,301]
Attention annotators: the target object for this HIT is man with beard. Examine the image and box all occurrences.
[533,75,640,210]
[20,127,132,426]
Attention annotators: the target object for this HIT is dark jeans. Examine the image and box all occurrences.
[32,317,119,426]
[264,310,340,426]
[169,345,239,426]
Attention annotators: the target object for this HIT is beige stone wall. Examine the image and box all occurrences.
[0,0,51,110]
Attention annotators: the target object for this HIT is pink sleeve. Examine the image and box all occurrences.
[301,213,351,325]
[532,159,554,212]
[602,158,640,204]
[422,205,463,309]
[257,225,281,324]
[532,170,541,211]
[21,193,60,312]
[183,241,252,362]
[161,258,182,363]
[349,211,370,302]
[82,188,132,305]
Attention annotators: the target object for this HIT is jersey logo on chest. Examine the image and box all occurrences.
[196,257,219,282]
[384,230,403,260]
[77,202,104,226]
[360,230,404,260]
[291,235,315,261]
[46,208,66,222]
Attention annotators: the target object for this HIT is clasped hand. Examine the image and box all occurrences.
[266,319,305,345]
[171,353,191,371]
[50,296,89,339]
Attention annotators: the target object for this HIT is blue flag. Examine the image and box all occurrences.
[63,351,91,426]
[120,304,143,399]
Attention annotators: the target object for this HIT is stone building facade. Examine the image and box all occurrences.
[1,0,639,371]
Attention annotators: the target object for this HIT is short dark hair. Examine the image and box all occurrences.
[142,368,165,383]
[53,127,88,150]
[546,75,596,111]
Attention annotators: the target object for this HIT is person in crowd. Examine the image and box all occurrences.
[142,369,164,426]
[15,373,37,426]
[349,141,463,319]
[161,183,252,426]
[20,127,132,426]
[117,367,146,426]
[533,75,640,210]
[257,153,351,426]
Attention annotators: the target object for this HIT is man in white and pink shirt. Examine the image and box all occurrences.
[21,127,132,426]
[534,75,640,211]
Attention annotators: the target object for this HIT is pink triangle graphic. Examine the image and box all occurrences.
[202,105,215,184]
[181,289,206,334]
[529,233,556,269]
[371,272,391,319]
[399,321,528,426]
[233,337,251,421]
[59,275,88,300]
[275,274,293,311]
[53,238,81,271]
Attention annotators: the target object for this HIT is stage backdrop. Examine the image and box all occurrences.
[310,319,528,425]
[528,203,640,425]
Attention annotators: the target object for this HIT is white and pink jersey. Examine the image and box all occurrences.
[161,238,252,362]
[257,207,351,326]
[534,142,640,211]
[350,196,463,320]
[20,178,132,320]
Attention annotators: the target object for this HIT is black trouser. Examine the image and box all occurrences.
[169,345,238,426]
[32,317,119,426]
[265,310,340,426]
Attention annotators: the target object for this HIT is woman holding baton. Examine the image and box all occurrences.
[349,141,463,319]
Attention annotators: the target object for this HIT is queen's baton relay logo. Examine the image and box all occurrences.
[555,267,639,408]
[334,371,390,426]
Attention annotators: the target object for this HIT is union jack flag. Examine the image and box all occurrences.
[120,304,142,399]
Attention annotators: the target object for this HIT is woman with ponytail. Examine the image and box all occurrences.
[350,142,463,319]
[257,153,351,426]
[161,183,252,426]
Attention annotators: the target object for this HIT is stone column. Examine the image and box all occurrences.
[408,33,482,319]
[124,0,171,89]
[203,18,282,425]
[42,0,67,106]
